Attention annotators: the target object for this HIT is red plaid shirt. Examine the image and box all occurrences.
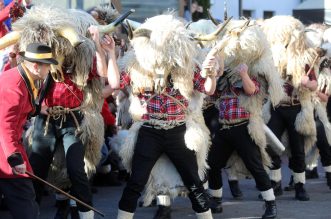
[44,58,98,108]
[218,79,260,121]
[120,68,206,121]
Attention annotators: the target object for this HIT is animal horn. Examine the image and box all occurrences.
[207,9,220,26]
[194,16,232,41]
[58,27,84,47]
[97,9,135,34]
[0,31,20,50]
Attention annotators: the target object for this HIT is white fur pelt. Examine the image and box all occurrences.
[214,20,284,177]
[117,13,211,206]
[262,16,318,161]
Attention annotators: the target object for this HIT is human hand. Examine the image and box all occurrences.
[301,75,309,87]
[235,63,248,77]
[88,25,101,48]
[40,105,49,115]
[101,34,116,55]
[12,163,26,175]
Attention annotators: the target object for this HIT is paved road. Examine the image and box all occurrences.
[1,159,331,219]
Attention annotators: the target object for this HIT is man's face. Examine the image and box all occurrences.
[37,63,51,80]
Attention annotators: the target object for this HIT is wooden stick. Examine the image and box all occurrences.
[306,54,319,76]
[26,170,105,217]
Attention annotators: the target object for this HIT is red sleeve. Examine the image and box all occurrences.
[193,66,207,93]
[251,78,261,95]
[101,99,116,126]
[120,71,131,89]
[0,0,22,23]
[87,56,99,81]
[0,87,24,159]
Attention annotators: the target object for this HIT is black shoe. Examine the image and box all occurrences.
[262,200,277,219]
[54,200,70,219]
[284,175,294,191]
[209,197,222,214]
[228,180,243,199]
[153,205,171,219]
[271,180,283,196]
[294,183,310,201]
[70,206,80,219]
[305,167,319,179]
[326,172,331,189]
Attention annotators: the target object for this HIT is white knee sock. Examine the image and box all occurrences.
[117,209,134,219]
[260,188,275,201]
[196,209,213,219]
[156,195,171,206]
[208,188,222,198]
[78,210,94,219]
[269,168,282,182]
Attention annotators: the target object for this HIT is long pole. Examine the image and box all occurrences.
[26,170,105,217]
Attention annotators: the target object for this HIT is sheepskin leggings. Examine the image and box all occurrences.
[266,105,306,173]
[118,124,210,213]
[208,122,272,192]
[29,114,93,212]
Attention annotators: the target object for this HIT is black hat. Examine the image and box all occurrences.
[19,43,58,65]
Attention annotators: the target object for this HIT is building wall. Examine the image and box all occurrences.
[210,0,301,20]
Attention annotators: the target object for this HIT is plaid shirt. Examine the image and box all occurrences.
[44,58,98,108]
[120,68,206,121]
[218,79,260,121]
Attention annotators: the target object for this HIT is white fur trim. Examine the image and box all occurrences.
[78,210,94,219]
[324,165,331,173]
[156,195,171,206]
[117,209,134,219]
[293,172,306,184]
[260,189,275,201]
[208,188,222,198]
[269,168,282,182]
[196,209,213,219]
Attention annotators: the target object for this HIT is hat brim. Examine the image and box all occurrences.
[19,52,58,65]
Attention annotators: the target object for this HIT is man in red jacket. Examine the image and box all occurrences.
[0,42,57,219]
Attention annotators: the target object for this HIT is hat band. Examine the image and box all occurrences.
[25,51,53,59]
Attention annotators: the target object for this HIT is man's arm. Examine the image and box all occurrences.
[236,63,258,95]
[0,87,27,173]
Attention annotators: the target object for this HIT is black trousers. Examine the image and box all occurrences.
[118,124,209,213]
[0,178,39,219]
[208,122,272,192]
[203,105,220,141]
[29,114,92,212]
[315,118,331,167]
[266,105,306,173]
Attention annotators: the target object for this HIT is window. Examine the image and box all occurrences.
[264,11,274,19]
[242,10,252,18]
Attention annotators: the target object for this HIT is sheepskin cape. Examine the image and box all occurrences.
[262,16,318,160]
[212,19,284,178]
[117,14,211,205]
[16,6,104,188]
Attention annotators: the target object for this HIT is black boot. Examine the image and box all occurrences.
[54,200,70,219]
[262,200,277,219]
[305,167,319,179]
[294,183,310,201]
[271,180,283,196]
[284,175,294,191]
[153,205,171,219]
[326,172,331,189]
[228,180,243,199]
[209,197,222,214]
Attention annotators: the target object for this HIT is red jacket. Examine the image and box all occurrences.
[0,66,34,178]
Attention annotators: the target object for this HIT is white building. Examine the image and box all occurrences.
[210,0,302,21]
